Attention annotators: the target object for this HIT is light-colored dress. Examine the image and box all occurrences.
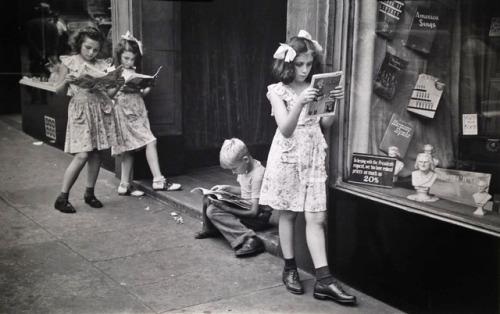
[259,82,328,212]
[111,68,156,156]
[61,55,119,154]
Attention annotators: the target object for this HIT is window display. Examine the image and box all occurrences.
[337,0,500,236]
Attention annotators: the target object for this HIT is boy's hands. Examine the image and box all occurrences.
[211,185,230,191]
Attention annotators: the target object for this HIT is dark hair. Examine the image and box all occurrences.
[271,36,322,84]
[114,38,142,72]
[70,26,105,53]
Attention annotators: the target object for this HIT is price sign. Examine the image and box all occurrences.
[348,153,396,188]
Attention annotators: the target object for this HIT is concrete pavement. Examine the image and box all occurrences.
[0,115,402,313]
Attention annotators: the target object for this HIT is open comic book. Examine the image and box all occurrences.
[306,71,343,118]
[123,66,162,89]
[71,63,123,89]
[191,187,251,210]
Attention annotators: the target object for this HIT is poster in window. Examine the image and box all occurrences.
[376,0,405,40]
[379,113,415,158]
[373,51,409,100]
[403,5,440,55]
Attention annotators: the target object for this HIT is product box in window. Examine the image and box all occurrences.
[407,74,445,119]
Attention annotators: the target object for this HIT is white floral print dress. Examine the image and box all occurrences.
[259,82,328,212]
[61,55,120,154]
[111,68,156,156]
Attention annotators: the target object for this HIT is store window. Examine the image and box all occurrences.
[338,0,500,235]
[20,0,112,81]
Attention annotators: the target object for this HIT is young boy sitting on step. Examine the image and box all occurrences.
[194,138,272,257]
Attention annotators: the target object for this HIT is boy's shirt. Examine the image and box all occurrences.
[237,160,265,201]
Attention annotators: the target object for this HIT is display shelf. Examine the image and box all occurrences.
[19,78,57,93]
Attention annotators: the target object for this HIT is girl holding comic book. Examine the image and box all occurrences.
[107,31,181,196]
[259,30,356,304]
[53,26,123,214]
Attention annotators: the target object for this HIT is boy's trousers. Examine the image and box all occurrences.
[204,203,271,249]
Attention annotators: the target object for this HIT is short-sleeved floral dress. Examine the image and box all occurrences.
[61,55,120,154]
[111,68,156,156]
[259,82,328,212]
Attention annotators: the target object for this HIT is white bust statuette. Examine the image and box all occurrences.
[388,146,404,182]
[423,144,439,168]
[407,153,439,202]
[473,180,492,216]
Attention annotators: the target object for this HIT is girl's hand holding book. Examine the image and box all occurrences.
[328,85,344,100]
[297,87,319,106]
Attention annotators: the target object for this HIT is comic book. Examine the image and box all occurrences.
[123,66,163,89]
[306,71,343,118]
[71,63,123,88]
[191,187,251,210]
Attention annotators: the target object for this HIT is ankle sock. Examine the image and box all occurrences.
[315,266,335,285]
[284,258,297,271]
[85,187,95,196]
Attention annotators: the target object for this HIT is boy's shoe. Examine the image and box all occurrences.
[54,197,76,214]
[313,280,357,304]
[84,194,103,208]
[152,177,182,191]
[235,236,265,257]
[282,269,304,294]
[194,229,221,239]
[118,184,145,197]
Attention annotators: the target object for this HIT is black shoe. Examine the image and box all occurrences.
[84,194,103,208]
[282,269,304,294]
[235,236,265,257]
[313,280,357,304]
[54,197,76,214]
[194,229,221,239]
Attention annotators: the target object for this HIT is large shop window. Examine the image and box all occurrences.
[20,0,112,83]
[336,0,500,236]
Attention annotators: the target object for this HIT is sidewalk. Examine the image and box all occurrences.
[0,115,402,313]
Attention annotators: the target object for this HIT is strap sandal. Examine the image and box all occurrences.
[152,179,182,191]
[118,184,145,197]
[84,194,103,208]
[54,197,76,214]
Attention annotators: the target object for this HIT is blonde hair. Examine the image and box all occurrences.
[219,138,249,169]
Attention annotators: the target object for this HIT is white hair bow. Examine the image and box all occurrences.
[273,43,297,62]
[297,30,323,52]
[121,31,143,55]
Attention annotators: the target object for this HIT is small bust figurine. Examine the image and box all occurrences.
[407,153,439,202]
[388,146,404,182]
[473,179,492,216]
[423,144,439,168]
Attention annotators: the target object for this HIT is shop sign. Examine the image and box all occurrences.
[348,153,396,188]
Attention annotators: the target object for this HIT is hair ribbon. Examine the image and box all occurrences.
[121,31,143,55]
[273,43,297,62]
[297,29,323,52]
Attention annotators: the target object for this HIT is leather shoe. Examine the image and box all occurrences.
[54,198,76,214]
[313,280,356,304]
[84,194,103,208]
[282,269,304,294]
[235,236,265,257]
[194,229,221,239]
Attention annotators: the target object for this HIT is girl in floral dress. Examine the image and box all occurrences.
[107,32,181,196]
[259,30,356,304]
[54,26,122,214]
